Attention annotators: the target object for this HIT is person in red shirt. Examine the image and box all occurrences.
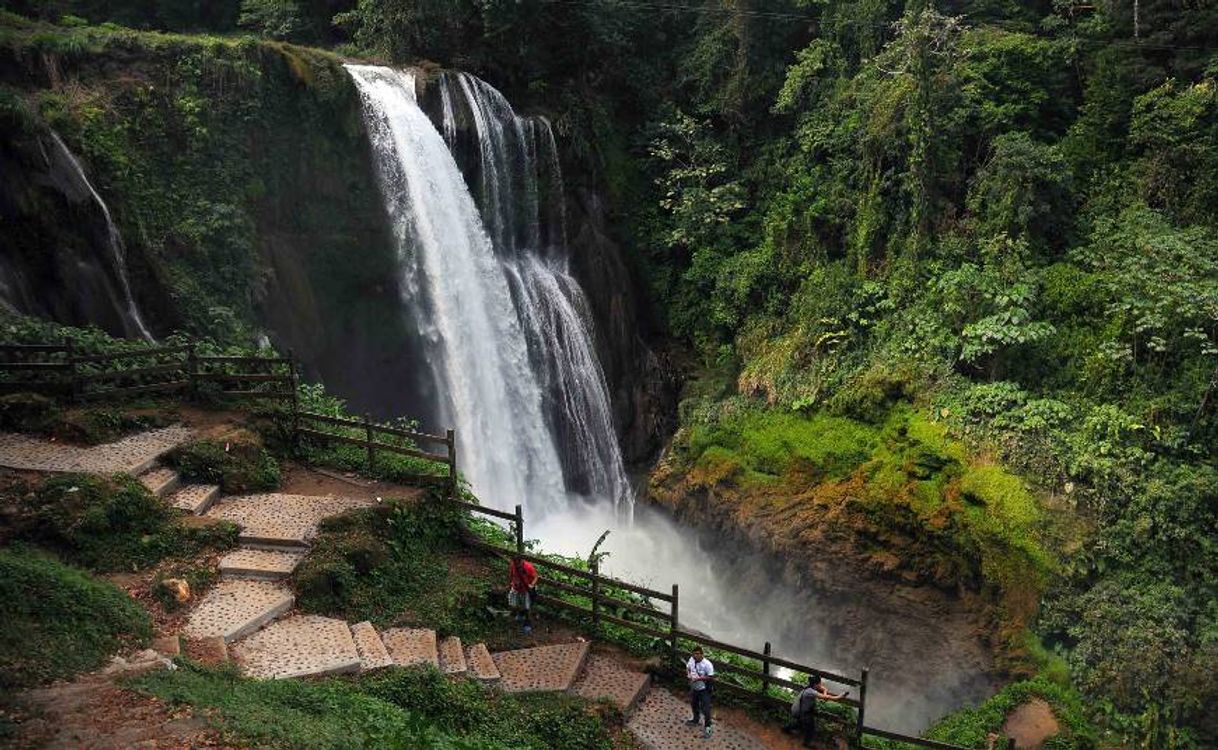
[508,557,538,634]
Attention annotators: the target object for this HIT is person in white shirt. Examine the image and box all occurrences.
[684,646,715,738]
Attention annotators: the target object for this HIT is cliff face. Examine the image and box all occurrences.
[566,187,678,465]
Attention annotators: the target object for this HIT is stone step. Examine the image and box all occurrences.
[438,636,467,676]
[168,484,220,515]
[490,641,590,694]
[626,688,758,749]
[465,643,501,684]
[0,425,192,475]
[139,466,180,499]
[350,621,394,672]
[571,653,651,716]
[380,628,439,669]
[181,579,294,644]
[219,547,305,580]
[231,615,361,680]
[205,493,374,547]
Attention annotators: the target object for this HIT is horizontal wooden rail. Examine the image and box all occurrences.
[194,372,292,383]
[862,726,973,750]
[450,499,518,522]
[0,344,68,352]
[298,411,365,429]
[711,662,863,709]
[73,345,189,363]
[223,389,294,398]
[537,576,591,599]
[595,609,672,640]
[196,355,291,365]
[673,629,859,687]
[0,361,71,371]
[78,363,184,382]
[80,381,188,399]
[369,422,452,446]
[532,593,672,641]
[595,593,671,620]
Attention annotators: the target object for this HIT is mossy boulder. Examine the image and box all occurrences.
[167,430,280,493]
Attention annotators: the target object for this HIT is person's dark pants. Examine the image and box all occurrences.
[782,714,816,746]
[690,688,712,727]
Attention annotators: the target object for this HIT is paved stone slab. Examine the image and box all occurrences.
[139,466,180,498]
[490,641,589,694]
[232,615,361,680]
[627,688,758,749]
[381,628,438,668]
[438,636,467,676]
[572,654,651,714]
[466,643,501,684]
[0,426,191,475]
[182,579,294,643]
[205,493,374,546]
[219,547,305,580]
[168,484,220,515]
[350,622,394,672]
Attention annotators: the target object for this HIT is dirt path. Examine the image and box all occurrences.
[1,670,233,750]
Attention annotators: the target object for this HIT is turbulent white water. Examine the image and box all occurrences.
[47,132,154,342]
[347,63,993,733]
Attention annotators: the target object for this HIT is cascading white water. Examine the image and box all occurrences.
[47,133,154,342]
[346,65,570,516]
[347,63,994,732]
[348,64,630,515]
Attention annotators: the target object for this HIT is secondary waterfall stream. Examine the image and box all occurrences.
[347,63,994,733]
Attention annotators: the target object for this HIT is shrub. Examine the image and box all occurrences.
[168,431,280,493]
[0,547,151,689]
[13,473,237,570]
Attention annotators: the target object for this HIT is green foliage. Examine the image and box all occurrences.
[132,661,495,749]
[294,498,493,637]
[361,666,615,750]
[10,473,237,570]
[927,675,1097,749]
[238,0,311,42]
[0,547,151,689]
[167,434,280,493]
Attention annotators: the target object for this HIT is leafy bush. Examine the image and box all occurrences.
[928,675,1097,749]
[0,392,58,433]
[132,661,487,749]
[0,547,151,688]
[168,432,280,493]
[12,473,237,570]
[294,497,493,637]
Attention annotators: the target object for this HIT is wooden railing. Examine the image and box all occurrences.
[0,342,295,403]
[0,339,977,750]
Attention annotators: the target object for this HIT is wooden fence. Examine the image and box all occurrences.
[0,342,296,403]
[0,339,976,750]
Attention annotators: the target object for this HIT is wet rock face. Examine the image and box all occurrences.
[566,187,679,465]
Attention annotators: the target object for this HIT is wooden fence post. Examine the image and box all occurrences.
[761,641,772,700]
[287,350,300,450]
[855,667,869,748]
[590,559,601,631]
[364,414,374,472]
[64,339,78,404]
[669,584,679,672]
[514,504,525,556]
[186,340,197,401]
[447,428,457,502]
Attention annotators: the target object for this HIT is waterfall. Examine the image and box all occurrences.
[347,64,629,517]
[46,133,154,342]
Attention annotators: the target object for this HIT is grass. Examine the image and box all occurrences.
[131,661,618,750]
[927,674,1097,750]
[6,473,238,571]
[167,433,281,494]
[293,497,495,640]
[0,547,151,689]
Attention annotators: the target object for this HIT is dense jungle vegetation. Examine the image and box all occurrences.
[3,0,1218,746]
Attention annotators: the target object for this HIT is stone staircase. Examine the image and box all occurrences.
[0,427,757,747]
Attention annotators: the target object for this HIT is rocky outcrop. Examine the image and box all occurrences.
[566,187,678,464]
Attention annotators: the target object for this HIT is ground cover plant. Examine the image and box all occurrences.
[0,546,151,689]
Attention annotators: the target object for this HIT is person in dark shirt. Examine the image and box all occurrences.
[783,674,849,747]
